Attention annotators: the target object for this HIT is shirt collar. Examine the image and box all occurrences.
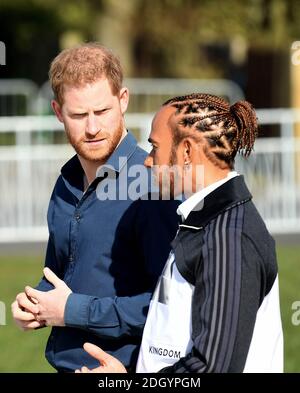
[102,131,137,174]
[177,171,239,221]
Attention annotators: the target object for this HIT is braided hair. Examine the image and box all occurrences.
[163,93,258,169]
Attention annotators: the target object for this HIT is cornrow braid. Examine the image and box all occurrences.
[230,101,258,157]
[163,93,258,169]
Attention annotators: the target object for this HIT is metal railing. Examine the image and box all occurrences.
[0,109,299,242]
[235,137,300,234]
[0,78,244,116]
[0,76,298,241]
[0,79,39,116]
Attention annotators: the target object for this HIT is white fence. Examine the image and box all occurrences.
[235,136,300,234]
[0,109,299,242]
[0,78,244,116]
[0,79,38,115]
[36,78,244,115]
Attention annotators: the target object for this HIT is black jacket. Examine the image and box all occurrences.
[160,175,280,372]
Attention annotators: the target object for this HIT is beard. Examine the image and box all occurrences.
[157,144,180,200]
[65,120,124,164]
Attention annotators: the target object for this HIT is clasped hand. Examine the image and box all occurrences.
[11,267,72,329]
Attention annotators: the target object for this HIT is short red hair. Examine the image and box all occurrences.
[49,42,123,105]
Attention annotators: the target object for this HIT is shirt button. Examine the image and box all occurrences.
[69,255,73,262]
[75,213,81,222]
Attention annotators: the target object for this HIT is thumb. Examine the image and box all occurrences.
[83,343,112,365]
[25,286,42,301]
[43,267,63,288]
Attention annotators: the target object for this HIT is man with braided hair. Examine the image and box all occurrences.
[76,93,283,373]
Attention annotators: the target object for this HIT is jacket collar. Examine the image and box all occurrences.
[177,171,238,221]
[181,175,252,230]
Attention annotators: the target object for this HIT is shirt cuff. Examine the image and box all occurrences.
[64,293,93,328]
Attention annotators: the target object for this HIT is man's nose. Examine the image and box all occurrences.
[86,113,100,136]
[144,154,153,168]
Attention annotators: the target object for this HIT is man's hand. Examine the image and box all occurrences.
[11,292,45,331]
[25,267,72,327]
[75,343,127,373]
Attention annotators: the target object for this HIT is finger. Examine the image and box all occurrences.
[23,320,44,330]
[35,314,48,326]
[11,301,37,321]
[34,320,46,329]
[15,309,37,322]
[29,296,39,305]
[43,267,63,288]
[91,367,106,373]
[75,369,81,373]
[83,343,112,364]
[25,286,43,302]
[35,313,43,322]
[81,366,90,373]
[16,293,39,314]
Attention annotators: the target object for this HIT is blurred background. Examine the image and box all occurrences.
[0,0,299,372]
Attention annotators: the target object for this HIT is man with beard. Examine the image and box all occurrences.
[11,43,179,372]
[75,93,283,373]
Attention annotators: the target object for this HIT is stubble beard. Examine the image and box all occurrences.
[158,144,178,200]
[66,120,124,164]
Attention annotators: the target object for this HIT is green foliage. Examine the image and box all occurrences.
[1,0,300,81]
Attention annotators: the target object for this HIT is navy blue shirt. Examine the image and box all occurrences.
[36,132,179,372]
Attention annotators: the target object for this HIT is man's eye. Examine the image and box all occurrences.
[72,113,86,119]
[95,109,108,115]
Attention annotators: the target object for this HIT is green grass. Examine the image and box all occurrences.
[276,246,300,372]
[0,246,299,372]
[0,256,54,372]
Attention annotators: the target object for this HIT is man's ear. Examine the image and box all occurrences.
[182,138,193,164]
[51,100,64,123]
[119,87,129,115]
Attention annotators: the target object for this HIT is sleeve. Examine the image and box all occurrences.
[35,180,64,292]
[64,292,151,338]
[136,199,180,287]
[35,234,58,292]
[64,198,180,338]
[158,227,263,373]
